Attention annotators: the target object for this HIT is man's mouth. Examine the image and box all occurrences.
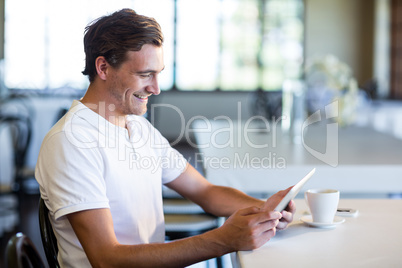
[133,94,149,100]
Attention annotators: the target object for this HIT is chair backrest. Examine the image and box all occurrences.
[38,198,60,268]
[5,232,45,268]
[0,113,32,192]
[0,120,16,189]
[0,114,32,170]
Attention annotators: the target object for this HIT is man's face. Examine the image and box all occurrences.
[106,44,164,116]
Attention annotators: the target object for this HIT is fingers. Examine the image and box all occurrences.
[238,206,282,222]
[277,200,296,230]
[263,193,296,230]
[248,226,277,249]
[276,213,291,230]
[243,209,282,247]
[222,201,295,251]
[220,207,282,251]
[256,216,279,235]
[237,206,282,232]
[285,199,296,214]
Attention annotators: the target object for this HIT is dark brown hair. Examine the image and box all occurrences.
[82,8,163,82]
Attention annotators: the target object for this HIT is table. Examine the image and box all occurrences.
[232,199,402,268]
[192,120,402,197]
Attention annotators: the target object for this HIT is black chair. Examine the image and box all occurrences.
[5,232,45,268]
[0,114,31,235]
[0,113,32,193]
[38,198,60,268]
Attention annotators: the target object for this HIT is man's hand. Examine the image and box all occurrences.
[212,206,282,253]
[261,187,296,230]
[277,200,296,230]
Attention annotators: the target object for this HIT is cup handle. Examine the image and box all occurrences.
[304,192,309,214]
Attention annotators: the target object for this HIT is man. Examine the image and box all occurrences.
[36,8,295,267]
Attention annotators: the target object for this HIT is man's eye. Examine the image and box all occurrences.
[140,74,153,78]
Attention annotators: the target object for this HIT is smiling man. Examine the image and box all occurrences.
[35,8,295,267]
[81,44,164,126]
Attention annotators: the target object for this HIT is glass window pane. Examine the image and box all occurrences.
[4,0,303,92]
[176,0,220,91]
[5,0,47,89]
[220,0,260,91]
[46,0,93,89]
[4,0,174,90]
[261,0,304,90]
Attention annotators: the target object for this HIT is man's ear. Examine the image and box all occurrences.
[95,56,109,81]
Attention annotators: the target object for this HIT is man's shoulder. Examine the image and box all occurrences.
[41,102,99,148]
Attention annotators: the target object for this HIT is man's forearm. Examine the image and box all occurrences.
[90,206,279,268]
[166,164,264,217]
[68,197,281,268]
[197,185,264,217]
[101,231,226,268]
[70,208,227,268]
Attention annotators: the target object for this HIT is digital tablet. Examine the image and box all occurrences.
[274,168,316,211]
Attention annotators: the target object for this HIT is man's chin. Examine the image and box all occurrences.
[132,107,147,117]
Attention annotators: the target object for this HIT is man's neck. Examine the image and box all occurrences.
[80,84,127,129]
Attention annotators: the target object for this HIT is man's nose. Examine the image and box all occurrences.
[146,78,161,95]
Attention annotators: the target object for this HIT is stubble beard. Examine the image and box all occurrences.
[108,80,147,116]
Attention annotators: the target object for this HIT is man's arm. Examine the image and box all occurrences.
[67,164,294,267]
[166,164,295,229]
[67,203,281,267]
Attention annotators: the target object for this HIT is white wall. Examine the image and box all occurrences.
[305,0,375,85]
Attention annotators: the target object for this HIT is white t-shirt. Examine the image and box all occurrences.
[35,100,187,268]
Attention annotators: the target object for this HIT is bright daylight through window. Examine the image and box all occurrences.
[4,0,303,92]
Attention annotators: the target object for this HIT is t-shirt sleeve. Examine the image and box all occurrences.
[36,130,109,220]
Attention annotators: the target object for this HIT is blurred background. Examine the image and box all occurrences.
[1,0,401,267]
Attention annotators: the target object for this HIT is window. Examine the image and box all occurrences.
[4,0,303,92]
[391,0,402,99]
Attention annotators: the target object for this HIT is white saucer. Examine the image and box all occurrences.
[300,215,345,228]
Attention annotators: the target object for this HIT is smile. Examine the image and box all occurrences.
[133,94,149,100]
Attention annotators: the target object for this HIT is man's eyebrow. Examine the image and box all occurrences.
[136,66,165,74]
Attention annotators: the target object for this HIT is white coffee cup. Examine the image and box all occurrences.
[305,189,340,223]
